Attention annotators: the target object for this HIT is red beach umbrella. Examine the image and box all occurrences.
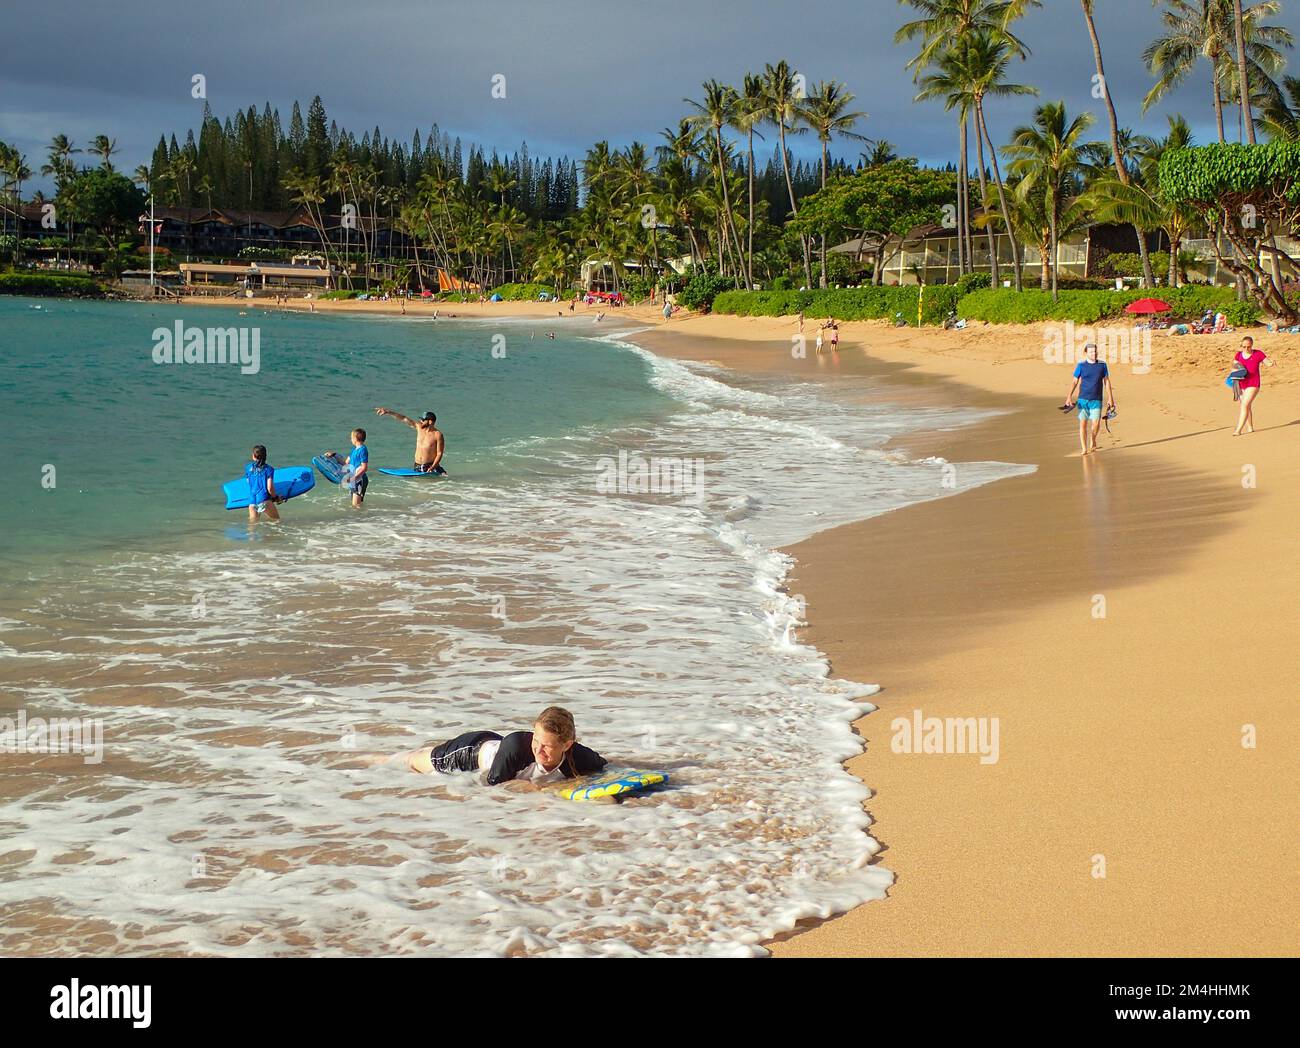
[1125,298,1172,314]
[420,289,433,298]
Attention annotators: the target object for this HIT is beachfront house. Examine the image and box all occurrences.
[179,259,335,292]
[834,219,1299,288]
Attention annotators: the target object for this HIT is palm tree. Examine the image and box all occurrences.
[730,73,768,288]
[898,1,1041,276]
[1081,0,1157,288]
[1259,75,1300,139]
[686,80,747,281]
[1004,101,1098,297]
[0,144,31,265]
[1086,116,1199,287]
[762,60,812,288]
[916,32,1035,288]
[859,140,899,167]
[90,135,118,172]
[799,79,868,287]
[1144,1,1291,143]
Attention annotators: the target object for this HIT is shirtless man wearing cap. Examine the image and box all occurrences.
[374,406,447,474]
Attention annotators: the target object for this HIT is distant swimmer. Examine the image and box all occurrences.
[393,706,607,787]
[375,406,447,474]
[244,444,282,523]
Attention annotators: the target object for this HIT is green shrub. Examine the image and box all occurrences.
[712,284,962,326]
[957,286,1256,325]
[678,271,736,312]
[488,282,559,300]
[771,275,792,291]
[955,272,991,295]
[0,272,102,297]
[318,289,361,300]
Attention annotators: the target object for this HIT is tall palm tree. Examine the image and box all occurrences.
[898,1,1041,276]
[1082,0,1156,288]
[916,32,1035,288]
[799,79,868,287]
[730,73,768,288]
[0,144,32,265]
[1233,0,1256,142]
[859,140,899,167]
[90,135,118,172]
[762,60,812,288]
[1004,101,1098,297]
[686,80,747,281]
[1086,116,1199,287]
[1144,1,1291,143]
[1259,75,1300,139]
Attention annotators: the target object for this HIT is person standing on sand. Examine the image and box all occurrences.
[797,311,805,334]
[375,407,447,474]
[1063,342,1115,456]
[1232,336,1273,436]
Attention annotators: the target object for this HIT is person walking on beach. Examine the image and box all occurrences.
[375,406,446,474]
[1063,342,1115,456]
[391,706,607,787]
[1232,336,1273,436]
[244,445,281,523]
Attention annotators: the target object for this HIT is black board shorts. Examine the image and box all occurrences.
[349,473,369,499]
[430,730,502,773]
[414,462,447,475]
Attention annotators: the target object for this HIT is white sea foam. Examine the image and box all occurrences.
[0,334,1032,956]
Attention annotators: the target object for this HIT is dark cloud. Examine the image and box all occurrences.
[3,0,1294,189]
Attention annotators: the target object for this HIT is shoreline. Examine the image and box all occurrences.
[629,314,1298,956]
[18,292,1298,954]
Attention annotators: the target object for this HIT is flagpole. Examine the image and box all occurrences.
[149,191,156,292]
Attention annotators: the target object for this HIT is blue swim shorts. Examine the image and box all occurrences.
[1077,398,1103,421]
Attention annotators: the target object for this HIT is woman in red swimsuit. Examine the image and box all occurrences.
[1233,336,1274,436]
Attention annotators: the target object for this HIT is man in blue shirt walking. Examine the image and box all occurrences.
[1064,343,1116,456]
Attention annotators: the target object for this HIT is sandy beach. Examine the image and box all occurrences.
[632,312,1298,956]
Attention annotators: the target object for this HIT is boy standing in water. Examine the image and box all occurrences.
[396,706,607,788]
[323,428,370,507]
[245,445,280,523]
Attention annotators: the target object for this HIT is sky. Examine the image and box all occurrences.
[3,0,1297,193]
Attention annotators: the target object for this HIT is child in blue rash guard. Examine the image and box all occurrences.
[346,428,369,507]
[396,706,607,788]
[245,445,281,523]
[324,428,370,507]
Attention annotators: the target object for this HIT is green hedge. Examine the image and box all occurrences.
[957,286,1260,326]
[713,284,964,326]
[0,272,103,297]
[489,282,561,300]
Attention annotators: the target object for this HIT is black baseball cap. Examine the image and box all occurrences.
[420,411,436,422]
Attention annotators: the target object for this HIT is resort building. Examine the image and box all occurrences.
[179,259,335,291]
[833,220,1299,287]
